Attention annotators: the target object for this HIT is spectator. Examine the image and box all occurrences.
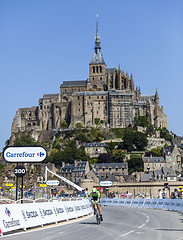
[84,188,89,198]
[162,188,167,199]
[125,191,129,199]
[170,192,175,199]
[174,188,178,199]
[158,189,162,199]
[178,186,183,199]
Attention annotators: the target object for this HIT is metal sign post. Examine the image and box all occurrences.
[3,146,47,203]
[14,164,26,201]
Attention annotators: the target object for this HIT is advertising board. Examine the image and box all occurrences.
[99,181,112,187]
[46,180,60,186]
[3,146,47,163]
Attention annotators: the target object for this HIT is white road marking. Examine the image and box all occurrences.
[119,211,150,238]
[119,230,135,237]
[138,224,145,229]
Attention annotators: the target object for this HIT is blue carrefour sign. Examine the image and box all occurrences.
[3,146,47,163]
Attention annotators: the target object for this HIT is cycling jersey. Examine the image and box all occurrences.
[90,190,100,204]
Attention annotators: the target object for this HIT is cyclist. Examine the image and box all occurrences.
[90,188,103,221]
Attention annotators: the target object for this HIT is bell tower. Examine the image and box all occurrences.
[88,15,106,91]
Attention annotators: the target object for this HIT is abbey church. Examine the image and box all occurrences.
[11,18,167,142]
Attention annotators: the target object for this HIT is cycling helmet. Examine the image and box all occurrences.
[92,188,98,193]
[179,186,183,189]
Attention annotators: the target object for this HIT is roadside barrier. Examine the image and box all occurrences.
[101,198,183,212]
[0,198,92,236]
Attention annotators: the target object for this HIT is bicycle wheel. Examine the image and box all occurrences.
[96,213,100,225]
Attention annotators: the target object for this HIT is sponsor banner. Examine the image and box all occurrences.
[151,199,158,208]
[106,199,113,206]
[138,199,145,208]
[174,199,182,211]
[143,199,152,208]
[100,181,112,187]
[81,199,92,215]
[0,199,91,234]
[83,199,92,215]
[20,203,42,228]
[3,146,47,163]
[52,201,68,222]
[72,200,84,218]
[112,198,119,206]
[0,204,24,233]
[162,199,171,210]
[36,202,57,225]
[156,199,164,209]
[125,199,132,207]
[118,199,126,206]
[64,201,77,220]
[131,199,140,208]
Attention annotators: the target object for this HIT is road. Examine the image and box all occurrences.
[2,206,183,240]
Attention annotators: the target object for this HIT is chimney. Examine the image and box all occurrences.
[62,162,65,168]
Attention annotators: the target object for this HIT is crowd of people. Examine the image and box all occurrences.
[158,186,183,199]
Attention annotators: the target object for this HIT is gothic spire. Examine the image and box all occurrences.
[155,88,159,104]
[90,14,105,65]
[95,14,101,53]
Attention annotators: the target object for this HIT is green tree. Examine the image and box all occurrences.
[159,127,173,142]
[14,134,37,146]
[98,153,113,163]
[60,120,69,129]
[107,142,117,152]
[122,130,147,152]
[127,155,144,173]
[134,114,149,127]
[151,147,162,157]
[48,141,89,164]
[75,122,83,128]
[75,133,89,143]
[146,125,155,136]
[134,132,148,151]
[122,130,135,152]
[94,118,100,125]
[112,149,125,163]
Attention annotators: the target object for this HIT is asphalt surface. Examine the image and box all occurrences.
[2,206,183,240]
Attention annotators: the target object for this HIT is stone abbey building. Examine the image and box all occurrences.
[11,18,167,142]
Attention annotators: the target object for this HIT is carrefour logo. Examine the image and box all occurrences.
[5,207,11,217]
[3,146,47,163]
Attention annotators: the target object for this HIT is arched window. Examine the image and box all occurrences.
[96,66,98,73]
[100,66,102,73]
[93,66,95,73]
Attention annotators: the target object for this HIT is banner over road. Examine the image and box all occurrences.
[3,146,47,163]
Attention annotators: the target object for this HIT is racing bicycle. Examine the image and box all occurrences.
[93,201,101,225]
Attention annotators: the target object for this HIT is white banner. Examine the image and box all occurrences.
[0,198,92,235]
[0,204,24,233]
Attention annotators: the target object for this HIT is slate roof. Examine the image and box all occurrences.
[143,157,166,163]
[162,166,177,177]
[141,95,155,103]
[85,142,108,147]
[106,68,118,74]
[140,172,153,182]
[61,161,87,173]
[99,175,118,182]
[90,51,105,65]
[94,162,127,169]
[61,80,87,87]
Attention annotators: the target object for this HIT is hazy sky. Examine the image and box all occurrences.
[0,0,183,152]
